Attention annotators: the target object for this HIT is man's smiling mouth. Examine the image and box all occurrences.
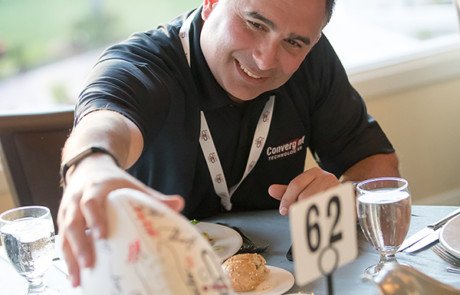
[239,62,262,79]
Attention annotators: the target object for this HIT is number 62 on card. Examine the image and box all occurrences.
[289,183,358,286]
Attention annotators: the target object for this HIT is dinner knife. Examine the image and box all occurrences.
[399,207,460,252]
[403,227,441,253]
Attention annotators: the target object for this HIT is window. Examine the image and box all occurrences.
[0,0,458,111]
[0,0,200,111]
[324,0,460,69]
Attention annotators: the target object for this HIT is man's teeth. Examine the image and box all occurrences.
[240,64,261,79]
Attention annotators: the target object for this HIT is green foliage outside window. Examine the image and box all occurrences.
[0,0,200,80]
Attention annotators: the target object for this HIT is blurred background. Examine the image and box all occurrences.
[0,0,459,211]
[0,0,201,110]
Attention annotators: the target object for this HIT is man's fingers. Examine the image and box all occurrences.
[278,173,315,215]
[297,174,339,201]
[275,168,340,216]
[143,187,185,212]
[268,184,288,200]
[61,237,81,287]
[80,191,108,239]
[162,194,185,212]
[61,201,95,270]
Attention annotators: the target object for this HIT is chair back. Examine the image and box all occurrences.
[0,107,74,230]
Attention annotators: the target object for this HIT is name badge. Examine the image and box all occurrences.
[289,183,358,286]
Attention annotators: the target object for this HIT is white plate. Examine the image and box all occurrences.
[440,214,460,259]
[195,222,243,262]
[236,266,295,295]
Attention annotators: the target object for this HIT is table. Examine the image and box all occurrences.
[206,205,460,294]
[1,205,459,294]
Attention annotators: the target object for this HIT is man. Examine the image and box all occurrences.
[58,0,399,287]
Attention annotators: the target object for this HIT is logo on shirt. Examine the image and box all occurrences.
[266,136,305,161]
[201,130,209,141]
[208,152,217,163]
[215,174,223,184]
[255,136,264,148]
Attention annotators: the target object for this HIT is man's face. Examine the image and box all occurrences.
[200,0,327,102]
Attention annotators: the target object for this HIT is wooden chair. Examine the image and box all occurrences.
[0,107,74,230]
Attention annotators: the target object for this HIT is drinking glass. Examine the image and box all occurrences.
[356,177,411,278]
[0,206,57,294]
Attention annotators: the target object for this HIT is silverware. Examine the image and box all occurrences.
[216,222,269,254]
[52,257,69,277]
[399,208,460,252]
[447,267,460,274]
[432,244,460,267]
[403,228,441,253]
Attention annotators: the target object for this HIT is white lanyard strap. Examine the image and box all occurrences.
[199,96,274,210]
[179,9,275,210]
[229,96,275,196]
[179,9,198,67]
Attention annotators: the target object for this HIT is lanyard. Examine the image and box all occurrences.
[179,9,275,210]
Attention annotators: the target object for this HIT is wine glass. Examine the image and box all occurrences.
[356,177,411,278]
[0,206,57,294]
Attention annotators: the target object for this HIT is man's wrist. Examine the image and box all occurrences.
[60,146,119,188]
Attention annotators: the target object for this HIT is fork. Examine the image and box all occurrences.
[216,222,269,254]
[447,267,460,274]
[432,244,460,267]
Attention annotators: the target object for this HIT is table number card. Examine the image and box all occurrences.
[289,182,358,286]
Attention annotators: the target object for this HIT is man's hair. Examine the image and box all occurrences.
[326,0,336,23]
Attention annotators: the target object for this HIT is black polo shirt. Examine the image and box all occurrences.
[76,8,395,219]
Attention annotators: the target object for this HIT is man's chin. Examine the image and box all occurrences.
[226,82,285,102]
[224,92,254,103]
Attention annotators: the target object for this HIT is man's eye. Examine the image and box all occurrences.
[286,39,301,48]
[248,20,265,31]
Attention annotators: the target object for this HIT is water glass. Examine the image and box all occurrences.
[356,177,411,278]
[0,206,56,294]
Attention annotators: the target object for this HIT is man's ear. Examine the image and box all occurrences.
[202,0,219,20]
[314,32,322,44]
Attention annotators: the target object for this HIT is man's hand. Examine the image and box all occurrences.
[268,167,339,215]
[58,150,184,287]
[269,153,400,216]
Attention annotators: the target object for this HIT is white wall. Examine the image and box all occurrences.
[364,76,460,205]
[305,44,460,205]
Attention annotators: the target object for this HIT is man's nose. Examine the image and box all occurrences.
[253,40,279,71]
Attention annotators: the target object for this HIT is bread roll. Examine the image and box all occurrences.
[222,253,269,292]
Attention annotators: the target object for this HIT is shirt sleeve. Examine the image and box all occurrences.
[302,35,395,177]
[75,30,182,142]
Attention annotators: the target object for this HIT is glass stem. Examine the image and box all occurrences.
[380,253,397,265]
[27,276,46,294]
